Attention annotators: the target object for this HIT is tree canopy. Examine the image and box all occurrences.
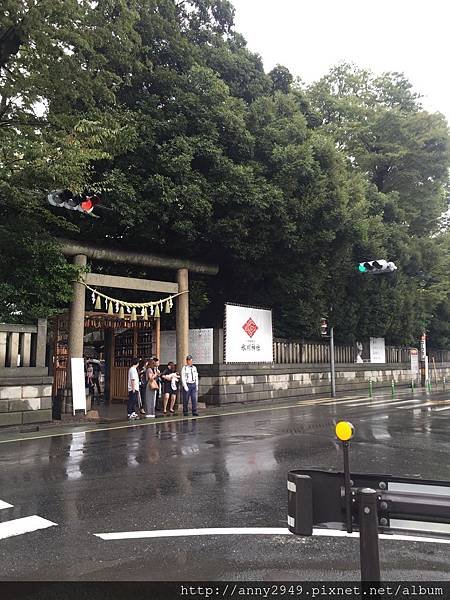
[1,1,449,347]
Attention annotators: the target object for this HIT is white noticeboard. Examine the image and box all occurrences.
[369,337,386,364]
[410,348,419,375]
[160,329,214,365]
[71,357,87,415]
[225,304,273,363]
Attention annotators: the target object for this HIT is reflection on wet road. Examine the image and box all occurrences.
[0,389,449,580]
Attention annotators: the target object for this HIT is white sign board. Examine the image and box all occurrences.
[160,329,214,365]
[420,333,427,360]
[410,348,419,375]
[225,304,273,363]
[71,357,87,415]
[369,337,386,363]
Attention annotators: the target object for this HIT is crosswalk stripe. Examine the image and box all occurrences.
[0,515,57,541]
[343,399,420,409]
[0,500,13,510]
[319,392,411,407]
[400,400,450,410]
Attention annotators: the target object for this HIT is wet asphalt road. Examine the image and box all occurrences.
[0,388,449,581]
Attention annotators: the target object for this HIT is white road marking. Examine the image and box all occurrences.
[400,400,450,410]
[0,500,13,510]
[343,399,420,409]
[0,515,57,540]
[434,406,450,412]
[94,526,450,545]
[95,527,290,540]
[320,389,415,406]
[313,529,450,545]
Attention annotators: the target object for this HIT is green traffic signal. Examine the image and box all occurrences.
[358,264,367,273]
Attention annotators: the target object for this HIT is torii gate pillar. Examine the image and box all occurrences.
[68,254,87,383]
[176,268,189,369]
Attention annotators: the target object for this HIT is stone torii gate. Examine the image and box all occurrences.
[60,240,218,377]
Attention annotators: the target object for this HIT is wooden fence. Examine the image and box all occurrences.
[273,338,448,365]
[0,320,47,369]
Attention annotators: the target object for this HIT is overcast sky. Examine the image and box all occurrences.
[231,0,450,122]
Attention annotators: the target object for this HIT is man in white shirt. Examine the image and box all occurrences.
[181,355,199,417]
[127,357,140,420]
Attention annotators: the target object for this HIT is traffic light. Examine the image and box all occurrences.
[47,189,101,216]
[320,318,328,337]
[358,260,397,274]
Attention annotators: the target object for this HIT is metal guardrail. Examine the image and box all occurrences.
[288,422,450,582]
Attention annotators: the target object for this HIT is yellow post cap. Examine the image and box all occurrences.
[335,421,354,442]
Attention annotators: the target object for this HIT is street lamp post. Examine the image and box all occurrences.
[330,326,336,398]
[321,317,336,398]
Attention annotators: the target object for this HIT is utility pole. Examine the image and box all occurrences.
[330,326,336,398]
[321,317,336,398]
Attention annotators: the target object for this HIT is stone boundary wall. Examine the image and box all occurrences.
[0,374,53,427]
[198,362,450,406]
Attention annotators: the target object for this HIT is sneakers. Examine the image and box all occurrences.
[128,412,139,420]
[192,412,199,417]
[146,414,155,418]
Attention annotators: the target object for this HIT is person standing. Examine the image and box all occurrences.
[161,361,177,415]
[145,358,159,418]
[138,359,149,415]
[181,355,199,417]
[152,357,161,412]
[127,357,140,420]
[168,364,180,414]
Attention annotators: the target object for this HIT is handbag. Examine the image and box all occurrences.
[149,378,159,390]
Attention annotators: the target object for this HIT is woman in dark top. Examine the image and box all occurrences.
[161,361,179,415]
[138,359,148,415]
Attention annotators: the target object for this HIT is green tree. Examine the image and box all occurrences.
[0,0,140,320]
[307,63,450,346]
[2,4,449,350]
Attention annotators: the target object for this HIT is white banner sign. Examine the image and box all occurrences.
[160,329,214,365]
[369,337,386,363]
[71,358,87,415]
[410,348,419,375]
[225,304,273,363]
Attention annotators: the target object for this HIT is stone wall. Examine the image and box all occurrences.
[198,362,450,406]
[0,372,53,427]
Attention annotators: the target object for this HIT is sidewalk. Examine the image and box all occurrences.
[0,384,431,445]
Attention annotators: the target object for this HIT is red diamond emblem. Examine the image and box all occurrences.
[243,318,258,338]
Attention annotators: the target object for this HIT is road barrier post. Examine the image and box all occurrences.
[391,380,395,398]
[368,379,373,398]
[358,488,381,583]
